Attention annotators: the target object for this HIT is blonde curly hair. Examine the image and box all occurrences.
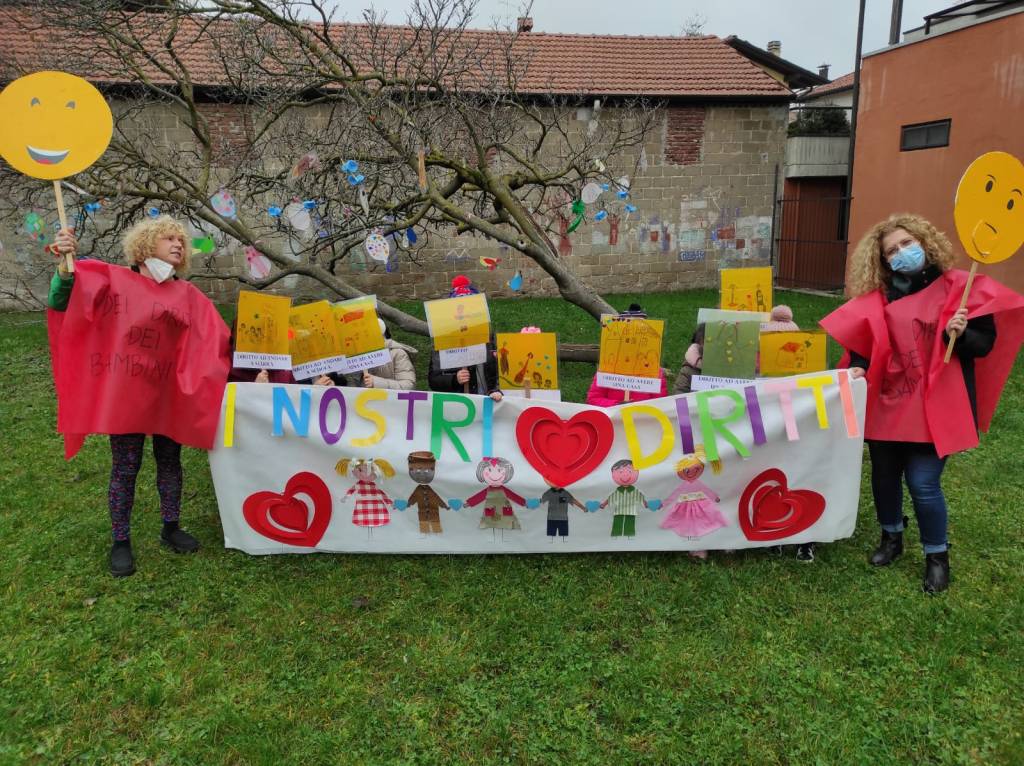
[847,213,955,296]
[122,215,190,274]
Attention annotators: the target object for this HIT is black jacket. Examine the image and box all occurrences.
[848,265,996,426]
[428,344,500,395]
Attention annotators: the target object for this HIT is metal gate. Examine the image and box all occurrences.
[774,193,850,291]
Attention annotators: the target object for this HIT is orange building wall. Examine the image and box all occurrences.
[848,12,1024,293]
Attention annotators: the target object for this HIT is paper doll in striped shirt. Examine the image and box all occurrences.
[336,458,395,539]
[599,459,651,539]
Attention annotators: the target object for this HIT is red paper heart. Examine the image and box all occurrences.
[242,471,332,547]
[515,407,614,488]
[738,468,826,541]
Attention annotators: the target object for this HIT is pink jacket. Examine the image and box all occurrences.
[585,369,668,407]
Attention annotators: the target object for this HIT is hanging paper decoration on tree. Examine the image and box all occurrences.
[581,182,603,205]
[283,201,311,233]
[245,246,272,279]
[566,199,586,233]
[289,151,320,181]
[267,205,282,218]
[192,236,215,255]
[210,189,237,220]
[364,230,390,262]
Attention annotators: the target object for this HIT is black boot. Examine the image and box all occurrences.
[922,551,950,594]
[109,539,136,578]
[870,516,907,567]
[160,521,199,553]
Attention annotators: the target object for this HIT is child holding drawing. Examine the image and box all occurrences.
[586,304,668,406]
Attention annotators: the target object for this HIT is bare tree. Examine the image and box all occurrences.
[0,0,657,332]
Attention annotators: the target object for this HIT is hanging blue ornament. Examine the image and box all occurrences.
[341,159,359,174]
[406,227,417,245]
[302,200,317,210]
[268,206,282,217]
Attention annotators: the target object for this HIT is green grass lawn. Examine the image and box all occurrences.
[1,290,1022,765]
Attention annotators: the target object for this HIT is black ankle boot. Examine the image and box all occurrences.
[870,516,907,567]
[923,551,950,594]
[109,539,136,577]
[869,530,904,566]
[160,521,199,553]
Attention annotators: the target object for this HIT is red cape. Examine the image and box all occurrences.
[820,270,1024,457]
[47,261,231,459]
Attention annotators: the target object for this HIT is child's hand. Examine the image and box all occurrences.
[255,370,270,384]
[314,375,334,386]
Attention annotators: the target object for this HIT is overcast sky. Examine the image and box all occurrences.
[330,0,954,77]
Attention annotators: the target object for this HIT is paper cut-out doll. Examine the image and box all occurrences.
[405,451,449,535]
[659,446,727,542]
[599,459,650,539]
[540,480,586,542]
[336,457,395,538]
[465,457,526,541]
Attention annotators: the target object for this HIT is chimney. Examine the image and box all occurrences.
[517,17,533,33]
[818,63,830,78]
[767,40,781,56]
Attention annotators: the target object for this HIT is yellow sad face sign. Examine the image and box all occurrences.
[0,71,113,180]
[954,151,1024,265]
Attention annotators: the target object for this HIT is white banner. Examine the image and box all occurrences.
[209,371,866,554]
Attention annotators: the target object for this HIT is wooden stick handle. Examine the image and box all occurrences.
[52,180,74,274]
[623,390,631,403]
[524,379,531,399]
[942,261,978,364]
[463,381,470,394]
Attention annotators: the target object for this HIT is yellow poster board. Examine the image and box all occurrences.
[496,332,559,390]
[720,267,772,313]
[759,331,827,376]
[597,315,664,392]
[424,294,491,351]
[333,296,391,373]
[233,290,292,369]
[334,297,386,356]
[289,301,346,378]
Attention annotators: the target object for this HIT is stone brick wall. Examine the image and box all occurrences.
[0,100,787,310]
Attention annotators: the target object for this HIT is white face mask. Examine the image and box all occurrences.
[144,258,175,283]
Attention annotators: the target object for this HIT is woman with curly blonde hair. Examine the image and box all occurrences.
[47,216,230,577]
[821,213,1024,594]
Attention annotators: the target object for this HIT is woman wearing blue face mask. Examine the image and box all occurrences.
[820,214,1024,594]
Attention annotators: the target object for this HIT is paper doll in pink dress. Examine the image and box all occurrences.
[659,446,727,558]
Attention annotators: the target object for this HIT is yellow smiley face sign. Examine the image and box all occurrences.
[954,151,1024,265]
[0,71,113,181]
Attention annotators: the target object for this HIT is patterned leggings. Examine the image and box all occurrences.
[108,434,183,541]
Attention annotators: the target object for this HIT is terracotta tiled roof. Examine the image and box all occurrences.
[804,71,855,98]
[0,10,792,99]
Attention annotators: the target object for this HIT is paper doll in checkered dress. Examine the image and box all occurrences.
[464,457,526,542]
[336,458,396,539]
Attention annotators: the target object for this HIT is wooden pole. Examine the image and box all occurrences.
[523,379,532,399]
[623,390,631,403]
[52,180,74,273]
[943,261,978,364]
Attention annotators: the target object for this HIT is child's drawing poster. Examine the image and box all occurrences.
[233,290,291,370]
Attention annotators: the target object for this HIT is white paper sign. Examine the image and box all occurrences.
[438,343,487,369]
[232,351,292,371]
[595,372,663,393]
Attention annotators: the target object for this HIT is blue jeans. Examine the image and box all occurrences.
[867,440,949,554]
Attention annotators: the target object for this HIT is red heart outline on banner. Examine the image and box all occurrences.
[242,471,332,547]
[737,468,826,541]
[515,407,614,488]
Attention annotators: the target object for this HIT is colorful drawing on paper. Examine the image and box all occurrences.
[235,291,290,357]
[424,294,491,351]
[703,320,759,379]
[0,71,114,180]
[720,267,772,312]
[496,332,559,390]
[598,315,664,379]
[289,300,344,374]
[759,332,828,377]
[333,296,386,357]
